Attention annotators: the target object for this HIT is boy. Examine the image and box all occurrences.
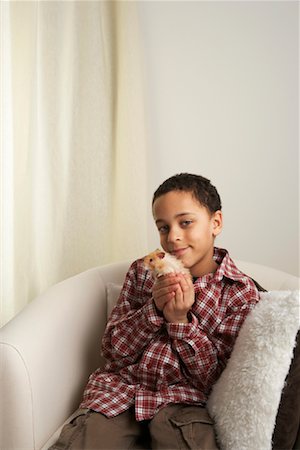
[50,173,260,449]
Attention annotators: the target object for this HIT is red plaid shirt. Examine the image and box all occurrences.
[80,247,259,421]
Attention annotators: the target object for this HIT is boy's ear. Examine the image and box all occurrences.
[212,210,223,237]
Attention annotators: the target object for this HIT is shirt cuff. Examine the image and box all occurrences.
[166,312,199,340]
[142,298,165,329]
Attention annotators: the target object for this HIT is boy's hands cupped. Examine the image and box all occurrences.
[152,274,195,324]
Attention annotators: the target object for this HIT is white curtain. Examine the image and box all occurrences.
[0,1,148,326]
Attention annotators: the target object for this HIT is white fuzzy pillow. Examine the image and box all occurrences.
[207,290,300,450]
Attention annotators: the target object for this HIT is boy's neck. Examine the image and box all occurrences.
[191,248,219,278]
[193,260,218,278]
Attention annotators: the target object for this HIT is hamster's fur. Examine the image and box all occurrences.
[143,249,191,278]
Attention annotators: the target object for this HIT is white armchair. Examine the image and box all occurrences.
[0,260,299,450]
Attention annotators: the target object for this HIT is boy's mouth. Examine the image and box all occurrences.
[171,247,189,258]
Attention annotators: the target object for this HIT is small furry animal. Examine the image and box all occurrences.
[143,249,191,278]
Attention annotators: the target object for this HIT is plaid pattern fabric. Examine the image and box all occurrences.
[80,247,259,421]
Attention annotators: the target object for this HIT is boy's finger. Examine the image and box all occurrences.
[157,273,180,282]
[177,274,190,292]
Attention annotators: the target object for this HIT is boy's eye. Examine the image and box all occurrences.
[158,225,169,234]
[181,220,193,227]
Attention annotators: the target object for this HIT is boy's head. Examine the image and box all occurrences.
[152,173,223,277]
[152,173,221,215]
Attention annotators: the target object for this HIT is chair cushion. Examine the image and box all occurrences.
[106,282,122,319]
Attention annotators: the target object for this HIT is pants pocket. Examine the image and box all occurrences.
[48,409,90,449]
[170,406,218,450]
[68,408,90,425]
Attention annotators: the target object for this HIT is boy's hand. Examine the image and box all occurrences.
[152,274,195,323]
[152,274,180,312]
[163,274,195,324]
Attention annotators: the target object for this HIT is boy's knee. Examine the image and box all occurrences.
[150,405,219,450]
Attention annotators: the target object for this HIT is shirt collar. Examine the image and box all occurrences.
[212,247,246,282]
[194,247,247,287]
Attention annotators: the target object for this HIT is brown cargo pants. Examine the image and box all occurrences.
[49,404,219,450]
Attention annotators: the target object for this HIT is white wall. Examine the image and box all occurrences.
[138,1,299,276]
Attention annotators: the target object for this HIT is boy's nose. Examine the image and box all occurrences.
[167,227,182,243]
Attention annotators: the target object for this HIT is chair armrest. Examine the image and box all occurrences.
[0,267,107,450]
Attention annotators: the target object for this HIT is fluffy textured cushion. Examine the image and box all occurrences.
[207,290,300,450]
[106,282,122,319]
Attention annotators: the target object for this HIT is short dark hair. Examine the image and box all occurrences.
[152,173,222,214]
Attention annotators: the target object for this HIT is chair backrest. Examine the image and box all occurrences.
[236,260,299,291]
[98,259,299,294]
[98,259,299,321]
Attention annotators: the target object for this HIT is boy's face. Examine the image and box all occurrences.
[152,190,223,277]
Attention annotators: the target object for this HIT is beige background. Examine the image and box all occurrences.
[138,1,299,276]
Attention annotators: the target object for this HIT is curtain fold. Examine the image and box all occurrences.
[1,1,15,323]
[0,1,148,326]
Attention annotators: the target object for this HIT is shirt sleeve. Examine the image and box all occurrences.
[101,261,164,370]
[165,279,260,394]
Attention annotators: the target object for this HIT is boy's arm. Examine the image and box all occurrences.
[166,280,259,394]
[101,261,164,367]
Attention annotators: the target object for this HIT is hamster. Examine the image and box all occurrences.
[143,249,191,278]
